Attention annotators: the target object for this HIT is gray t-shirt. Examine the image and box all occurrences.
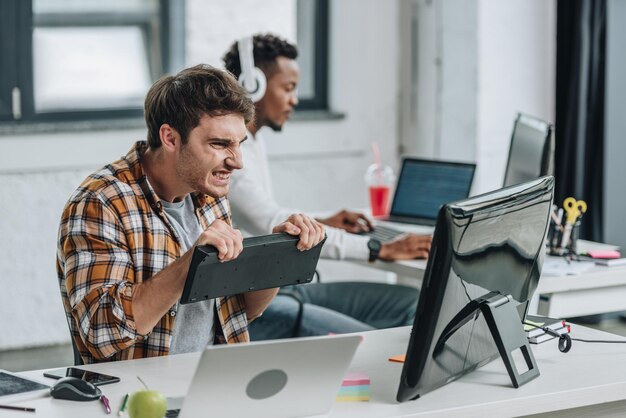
[162,194,215,354]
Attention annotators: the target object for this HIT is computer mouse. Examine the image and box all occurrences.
[50,376,102,401]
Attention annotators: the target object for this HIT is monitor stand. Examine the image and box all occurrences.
[433,291,540,388]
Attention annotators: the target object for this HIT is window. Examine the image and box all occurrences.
[0,0,183,123]
[187,0,329,113]
[0,0,327,125]
[295,0,329,111]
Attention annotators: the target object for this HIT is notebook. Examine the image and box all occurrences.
[0,370,49,403]
[366,158,475,242]
[168,334,362,418]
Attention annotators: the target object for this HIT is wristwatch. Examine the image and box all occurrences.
[367,239,382,263]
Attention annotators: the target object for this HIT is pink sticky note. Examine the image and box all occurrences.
[587,250,621,259]
[342,371,370,386]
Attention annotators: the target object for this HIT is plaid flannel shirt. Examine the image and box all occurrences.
[56,141,249,363]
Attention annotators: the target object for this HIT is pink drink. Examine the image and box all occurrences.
[369,186,391,217]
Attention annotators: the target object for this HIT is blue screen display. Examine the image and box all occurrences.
[391,161,475,219]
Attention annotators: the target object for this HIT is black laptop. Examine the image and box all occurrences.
[366,158,475,242]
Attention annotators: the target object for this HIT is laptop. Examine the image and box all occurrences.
[168,334,362,418]
[367,158,476,242]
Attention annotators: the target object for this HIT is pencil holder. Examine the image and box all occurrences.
[569,221,581,255]
[547,221,580,256]
[548,226,566,256]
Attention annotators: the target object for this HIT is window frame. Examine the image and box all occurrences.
[0,0,328,126]
[0,0,184,124]
[295,0,329,111]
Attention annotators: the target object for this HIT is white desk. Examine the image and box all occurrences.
[362,256,626,318]
[7,326,626,417]
[533,261,626,317]
[358,223,626,318]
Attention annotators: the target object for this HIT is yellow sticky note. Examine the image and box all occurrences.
[523,320,545,331]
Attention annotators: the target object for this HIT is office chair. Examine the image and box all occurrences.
[64,317,84,366]
[57,283,84,365]
[276,289,305,338]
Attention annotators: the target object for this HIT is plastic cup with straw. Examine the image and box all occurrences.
[364,142,395,217]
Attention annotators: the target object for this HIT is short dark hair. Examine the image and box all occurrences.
[223,33,298,79]
[144,65,255,149]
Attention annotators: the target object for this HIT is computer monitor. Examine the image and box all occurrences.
[396,176,554,402]
[503,113,554,187]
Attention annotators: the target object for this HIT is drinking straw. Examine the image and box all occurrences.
[371,142,383,184]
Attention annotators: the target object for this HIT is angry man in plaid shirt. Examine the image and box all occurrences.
[56,65,325,363]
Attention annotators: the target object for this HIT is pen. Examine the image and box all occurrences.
[101,395,111,415]
[0,404,36,412]
[118,393,129,416]
[560,222,573,249]
[555,208,563,226]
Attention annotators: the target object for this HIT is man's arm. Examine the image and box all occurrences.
[60,193,148,360]
[134,211,325,330]
[379,234,432,260]
[60,193,244,359]
[132,220,243,335]
[229,162,295,236]
[243,213,326,321]
[313,210,432,260]
[229,162,367,260]
[316,209,372,233]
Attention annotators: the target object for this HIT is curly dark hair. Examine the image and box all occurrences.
[223,33,298,79]
[144,64,255,149]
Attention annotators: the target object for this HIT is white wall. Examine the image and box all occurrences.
[0,132,139,350]
[475,0,556,194]
[0,0,401,349]
[266,0,401,210]
[399,0,478,163]
[400,0,556,195]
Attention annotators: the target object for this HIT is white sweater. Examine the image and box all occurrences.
[228,131,369,260]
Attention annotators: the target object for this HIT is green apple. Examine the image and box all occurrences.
[127,389,167,418]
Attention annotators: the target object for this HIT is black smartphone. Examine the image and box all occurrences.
[42,367,120,386]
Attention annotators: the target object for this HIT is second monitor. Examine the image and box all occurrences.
[503,113,554,187]
[397,176,554,402]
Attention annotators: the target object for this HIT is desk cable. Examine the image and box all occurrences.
[524,321,626,353]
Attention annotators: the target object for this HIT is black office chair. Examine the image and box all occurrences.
[58,285,84,365]
[275,289,305,338]
[64,317,84,366]
[274,269,321,337]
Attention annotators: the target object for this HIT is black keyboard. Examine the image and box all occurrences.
[166,409,180,418]
[366,225,404,242]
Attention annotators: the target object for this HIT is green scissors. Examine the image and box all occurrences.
[563,197,587,224]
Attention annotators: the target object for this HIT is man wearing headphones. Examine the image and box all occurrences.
[223,33,432,340]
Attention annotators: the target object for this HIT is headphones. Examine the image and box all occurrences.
[237,36,266,102]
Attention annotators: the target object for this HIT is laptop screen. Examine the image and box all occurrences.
[389,159,476,221]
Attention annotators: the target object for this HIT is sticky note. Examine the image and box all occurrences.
[336,371,370,402]
[587,250,621,259]
[388,354,406,363]
[342,371,370,386]
[524,320,545,331]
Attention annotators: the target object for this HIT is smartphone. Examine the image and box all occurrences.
[42,367,120,386]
